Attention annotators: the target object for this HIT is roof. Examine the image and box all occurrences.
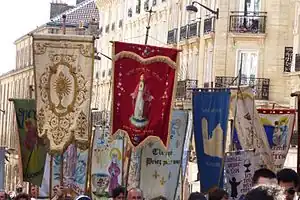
[14,0,99,43]
[50,0,99,26]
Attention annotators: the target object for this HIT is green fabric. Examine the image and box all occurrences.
[12,99,47,186]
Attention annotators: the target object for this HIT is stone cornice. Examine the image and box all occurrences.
[0,66,33,81]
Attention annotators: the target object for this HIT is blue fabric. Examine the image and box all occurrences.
[192,90,230,192]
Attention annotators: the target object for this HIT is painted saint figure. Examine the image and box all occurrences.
[273,121,281,146]
[108,148,121,195]
[229,177,241,199]
[130,74,154,128]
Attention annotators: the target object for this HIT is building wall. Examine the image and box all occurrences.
[0,66,34,192]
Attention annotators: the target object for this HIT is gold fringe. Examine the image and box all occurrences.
[114,51,177,69]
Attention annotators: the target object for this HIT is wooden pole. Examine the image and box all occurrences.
[60,154,64,186]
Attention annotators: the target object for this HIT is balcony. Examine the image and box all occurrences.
[203,17,215,34]
[187,22,200,38]
[229,12,267,34]
[176,79,198,101]
[167,29,177,44]
[215,76,270,100]
[180,25,188,41]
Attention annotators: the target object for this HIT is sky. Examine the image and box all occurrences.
[0,0,76,74]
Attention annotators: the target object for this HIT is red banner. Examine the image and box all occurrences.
[111,42,179,148]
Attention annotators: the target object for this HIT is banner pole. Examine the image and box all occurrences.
[229,54,244,151]
[125,147,132,190]
[49,155,53,198]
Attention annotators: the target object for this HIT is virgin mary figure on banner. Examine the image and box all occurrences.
[130,74,154,128]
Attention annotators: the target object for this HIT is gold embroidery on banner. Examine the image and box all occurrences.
[113,51,177,69]
[33,42,93,57]
[35,41,90,153]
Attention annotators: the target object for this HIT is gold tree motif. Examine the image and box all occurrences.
[54,72,72,109]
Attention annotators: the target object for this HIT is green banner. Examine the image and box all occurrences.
[12,99,47,186]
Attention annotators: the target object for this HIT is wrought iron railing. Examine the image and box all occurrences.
[167,29,178,44]
[180,25,188,41]
[204,17,215,34]
[187,21,200,38]
[229,12,267,33]
[176,79,198,101]
[215,76,270,100]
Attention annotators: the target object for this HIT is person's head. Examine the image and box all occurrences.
[245,185,285,200]
[188,192,207,200]
[208,188,228,200]
[277,168,298,200]
[0,191,7,200]
[30,186,38,198]
[252,168,277,186]
[112,186,125,200]
[14,193,30,200]
[150,196,168,200]
[127,188,143,200]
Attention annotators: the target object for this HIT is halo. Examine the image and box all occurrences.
[110,148,121,160]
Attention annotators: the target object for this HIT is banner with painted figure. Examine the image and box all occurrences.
[258,109,295,171]
[230,87,274,171]
[111,42,179,148]
[182,111,193,177]
[193,90,230,192]
[33,34,94,154]
[224,151,258,200]
[12,99,47,186]
[91,126,124,199]
[140,110,188,200]
[51,144,88,198]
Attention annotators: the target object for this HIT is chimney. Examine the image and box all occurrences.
[50,1,75,19]
[76,0,86,5]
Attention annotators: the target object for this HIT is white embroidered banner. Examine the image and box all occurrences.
[140,110,188,200]
[33,34,94,153]
[224,151,258,200]
[230,87,274,170]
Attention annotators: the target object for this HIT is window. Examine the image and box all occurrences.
[102,70,106,78]
[236,50,258,81]
[239,0,261,13]
[204,48,213,86]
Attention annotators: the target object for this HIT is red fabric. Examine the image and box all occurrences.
[112,42,178,148]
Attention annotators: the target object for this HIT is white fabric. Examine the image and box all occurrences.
[230,87,274,171]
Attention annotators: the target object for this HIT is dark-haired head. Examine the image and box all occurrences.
[277,168,298,200]
[208,188,228,200]
[112,186,126,200]
[245,185,285,200]
[188,192,207,200]
[14,193,30,200]
[252,168,277,185]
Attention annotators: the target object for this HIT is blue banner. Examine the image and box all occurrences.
[193,90,230,192]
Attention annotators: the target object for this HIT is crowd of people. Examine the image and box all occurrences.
[185,167,299,200]
[0,167,298,200]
